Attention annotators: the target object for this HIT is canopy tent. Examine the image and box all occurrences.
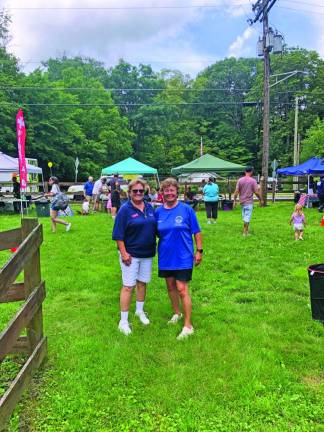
[171,154,245,175]
[277,157,324,176]
[0,151,42,174]
[102,157,157,175]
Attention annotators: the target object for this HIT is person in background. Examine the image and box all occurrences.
[156,188,164,203]
[203,177,219,223]
[83,176,94,202]
[112,179,156,336]
[155,178,202,340]
[149,188,158,203]
[12,175,21,213]
[233,167,262,236]
[290,203,306,240]
[109,174,121,219]
[46,176,71,233]
[185,187,198,211]
[81,198,90,215]
[92,177,107,212]
[317,176,324,213]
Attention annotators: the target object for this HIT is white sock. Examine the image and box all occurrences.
[120,311,129,322]
[136,301,144,314]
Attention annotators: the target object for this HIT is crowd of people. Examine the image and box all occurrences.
[45,167,323,337]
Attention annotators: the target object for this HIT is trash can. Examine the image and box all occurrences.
[35,199,50,217]
[222,199,234,211]
[308,264,324,322]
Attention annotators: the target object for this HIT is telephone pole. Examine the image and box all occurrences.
[248,0,278,206]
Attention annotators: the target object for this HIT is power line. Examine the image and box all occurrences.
[278,5,324,14]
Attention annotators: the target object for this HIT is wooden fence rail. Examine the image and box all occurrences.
[0,218,47,430]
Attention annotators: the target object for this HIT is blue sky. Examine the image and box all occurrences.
[3,0,324,77]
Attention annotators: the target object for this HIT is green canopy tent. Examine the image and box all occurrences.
[171,153,245,175]
[101,157,159,184]
[171,154,246,200]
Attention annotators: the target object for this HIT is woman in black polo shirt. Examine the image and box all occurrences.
[112,179,156,335]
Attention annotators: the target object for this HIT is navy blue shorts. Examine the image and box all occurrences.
[158,268,192,281]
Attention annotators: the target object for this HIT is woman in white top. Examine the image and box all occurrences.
[46,176,71,233]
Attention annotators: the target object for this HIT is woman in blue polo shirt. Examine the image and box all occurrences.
[112,179,156,336]
[155,178,203,340]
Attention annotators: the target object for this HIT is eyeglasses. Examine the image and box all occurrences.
[131,189,144,194]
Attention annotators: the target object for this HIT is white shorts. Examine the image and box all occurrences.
[294,223,304,231]
[119,254,153,287]
[242,204,253,223]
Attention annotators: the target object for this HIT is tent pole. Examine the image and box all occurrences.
[156,173,160,189]
[307,175,310,193]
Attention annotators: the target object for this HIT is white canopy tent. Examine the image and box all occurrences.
[0,151,44,192]
[0,151,43,174]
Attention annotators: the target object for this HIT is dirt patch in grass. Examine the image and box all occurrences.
[302,374,324,388]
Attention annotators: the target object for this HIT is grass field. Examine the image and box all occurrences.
[0,203,323,432]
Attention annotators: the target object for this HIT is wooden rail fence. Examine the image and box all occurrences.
[0,218,47,430]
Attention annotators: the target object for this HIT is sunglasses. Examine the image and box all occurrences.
[131,189,144,194]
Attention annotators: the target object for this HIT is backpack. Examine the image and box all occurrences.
[52,193,69,210]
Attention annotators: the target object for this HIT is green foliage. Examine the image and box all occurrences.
[301,118,324,160]
[0,12,324,179]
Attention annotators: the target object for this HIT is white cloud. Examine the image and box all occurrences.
[228,27,257,58]
[4,0,253,76]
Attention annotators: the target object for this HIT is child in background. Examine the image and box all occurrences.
[82,198,90,215]
[106,192,112,213]
[290,204,306,240]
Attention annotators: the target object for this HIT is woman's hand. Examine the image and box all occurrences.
[194,252,202,266]
[121,252,132,266]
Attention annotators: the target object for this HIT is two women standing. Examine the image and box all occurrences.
[112,178,202,340]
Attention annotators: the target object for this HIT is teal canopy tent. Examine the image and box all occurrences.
[102,157,157,175]
[171,154,245,175]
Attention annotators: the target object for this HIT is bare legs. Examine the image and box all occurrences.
[165,277,192,328]
[50,209,69,232]
[120,281,147,312]
[243,222,250,236]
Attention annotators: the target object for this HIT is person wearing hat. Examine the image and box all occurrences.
[203,177,219,224]
[317,176,324,212]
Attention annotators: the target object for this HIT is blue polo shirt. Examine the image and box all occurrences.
[84,181,94,196]
[112,201,156,258]
[155,202,201,270]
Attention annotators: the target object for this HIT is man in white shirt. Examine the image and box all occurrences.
[92,177,107,212]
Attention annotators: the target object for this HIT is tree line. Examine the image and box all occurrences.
[0,11,323,180]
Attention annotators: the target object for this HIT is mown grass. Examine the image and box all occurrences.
[0,203,323,432]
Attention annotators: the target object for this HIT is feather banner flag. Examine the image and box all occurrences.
[16,109,27,191]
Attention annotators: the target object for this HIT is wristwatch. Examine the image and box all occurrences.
[196,249,203,254]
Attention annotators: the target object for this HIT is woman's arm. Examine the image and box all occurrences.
[194,232,203,266]
[116,240,132,266]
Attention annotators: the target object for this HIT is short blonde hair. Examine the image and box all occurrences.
[127,178,147,193]
[160,177,179,191]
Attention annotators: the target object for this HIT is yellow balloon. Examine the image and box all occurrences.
[48,162,53,168]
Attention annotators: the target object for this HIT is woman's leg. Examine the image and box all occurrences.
[50,209,57,232]
[175,280,192,328]
[120,286,133,313]
[165,277,181,315]
[205,202,212,223]
[51,208,69,229]
[212,202,218,222]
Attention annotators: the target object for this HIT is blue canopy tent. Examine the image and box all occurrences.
[277,157,324,192]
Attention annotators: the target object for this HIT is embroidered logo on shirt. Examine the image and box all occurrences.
[131,213,139,218]
[175,216,183,225]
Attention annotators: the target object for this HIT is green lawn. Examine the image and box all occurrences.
[0,203,323,432]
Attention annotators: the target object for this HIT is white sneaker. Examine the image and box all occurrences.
[168,313,183,324]
[207,220,211,224]
[66,223,71,232]
[118,320,132,335]
[177,326,194,340]
[135,311,150,325]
